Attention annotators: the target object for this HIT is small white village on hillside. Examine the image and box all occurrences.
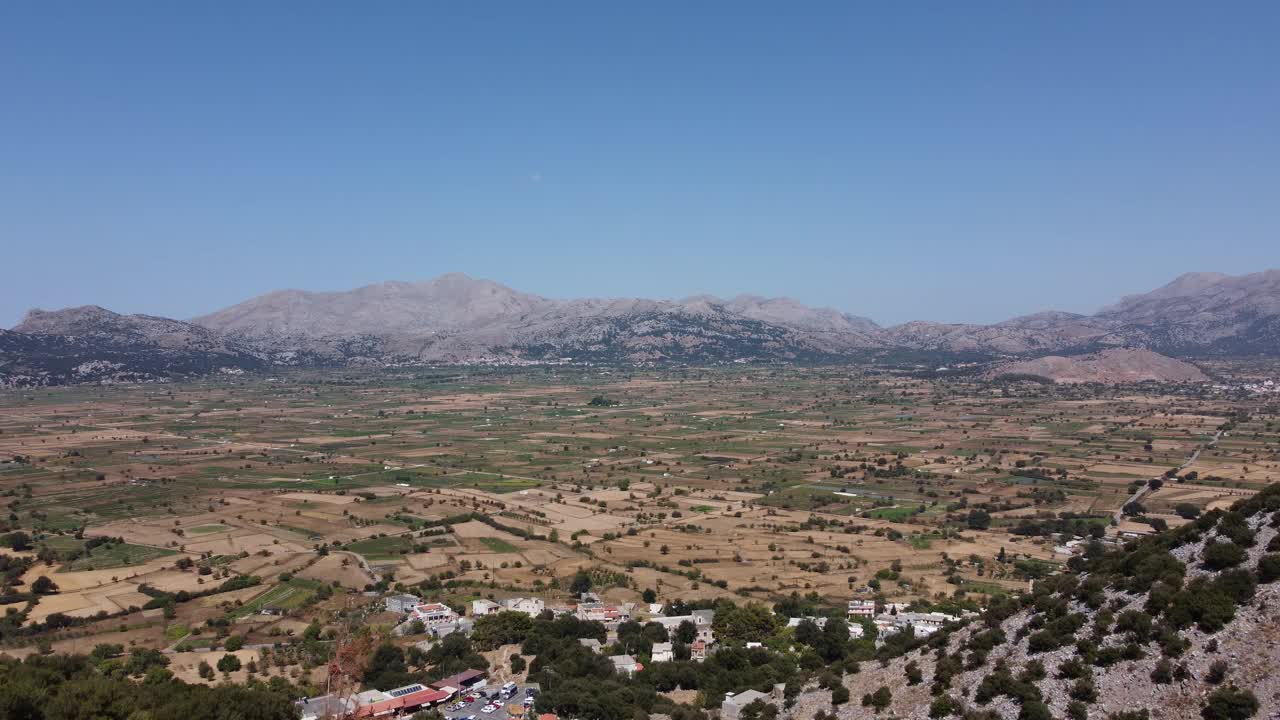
[297,593,968,720]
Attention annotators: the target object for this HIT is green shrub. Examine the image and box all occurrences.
[929,695,960,719]
[1151,658,1173,684]
[1202,542,1246,570]
[1201,686,1259,720]
[1256,554,1280,583]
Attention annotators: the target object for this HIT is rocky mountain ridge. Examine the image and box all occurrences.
[3,270,1279,385]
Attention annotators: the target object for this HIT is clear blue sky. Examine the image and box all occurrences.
[2,2,1277,328]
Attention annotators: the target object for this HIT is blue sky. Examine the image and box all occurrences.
[2,2,1277,328]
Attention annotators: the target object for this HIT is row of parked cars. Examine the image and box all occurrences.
[446,682,536,718]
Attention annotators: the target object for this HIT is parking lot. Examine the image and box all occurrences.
[442,682,538,720]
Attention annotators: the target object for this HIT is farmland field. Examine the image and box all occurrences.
[58,542,177,572]
[0,361,1276,688]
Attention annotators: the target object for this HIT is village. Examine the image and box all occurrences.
[290,588,972,720]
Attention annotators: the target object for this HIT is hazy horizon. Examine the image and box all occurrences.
[3,3,1277,328]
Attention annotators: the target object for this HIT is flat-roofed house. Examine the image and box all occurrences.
[386,594,422,614]
[412,602,459,627]
[471,599,500,616]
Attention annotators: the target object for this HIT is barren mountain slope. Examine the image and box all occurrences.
[994,348,1209,384]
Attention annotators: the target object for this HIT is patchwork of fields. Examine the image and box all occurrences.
[1,364,1277,684]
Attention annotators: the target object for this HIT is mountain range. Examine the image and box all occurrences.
[3,270,1279,386]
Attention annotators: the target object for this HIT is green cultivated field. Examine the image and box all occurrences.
[231,578,322,617]
[479,537,519,553]
[345,535,414,561]
[59,543,177,572]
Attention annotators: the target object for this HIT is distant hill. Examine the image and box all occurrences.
[3,269,1280,385]
[993,348,1209,384]
[1,309,267,387]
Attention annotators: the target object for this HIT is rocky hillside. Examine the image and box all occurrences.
[791,485,1280,720]
[1,308,268,387]
[992,349,1209,384]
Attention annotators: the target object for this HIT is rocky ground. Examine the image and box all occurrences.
[785,506,1280,719]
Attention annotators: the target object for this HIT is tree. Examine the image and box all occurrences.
[1256,554,1280,583]
[793,618,821,647]
[1202,542,1246,570]
[862,686,891,713]
[1,531,33,551]
[364,642,413,689]
[1175,503,1202,519]
[198,660,215,680]
[675,620,697,644]
[570,571,593,596]
[32,576,58,595]
[1201,686,1259,720]
[510,655,526,674]
[831,685,849,706]
[966,510,991,530]
[91,643,124,662]
[145,666,174,685]
[223,634,244,652]
[905,660,923,685]
[712,603,780,645]
[642,588,657,604]
[930,695,960,719]
[1019,701,1054,720]
[216,654,241,673]
[471,611,534,650]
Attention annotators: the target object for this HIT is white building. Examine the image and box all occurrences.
[412,602,459,627]
[847,600,876,618]
[501,597,546,616]
[386,594,423,614]
[786,616,864,639]
[609,654,641,677]
[874,611,957,641]
[651,609,715,644]
[576,602,634,629]
[471,599,501,616]
[720,685,785,720]
[651,642,673,663]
